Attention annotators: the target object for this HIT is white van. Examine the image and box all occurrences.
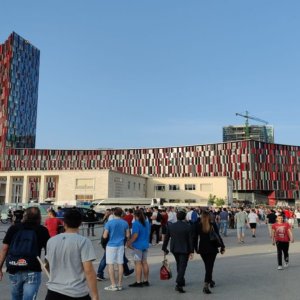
[92,198,161,213]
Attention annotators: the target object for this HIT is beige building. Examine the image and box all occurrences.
[0,169,233,206]
[147,176,233,206]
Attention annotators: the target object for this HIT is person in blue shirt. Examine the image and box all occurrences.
[102,207,130,291]
[127,209,151,287]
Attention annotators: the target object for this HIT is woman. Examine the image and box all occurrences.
[195,211,225,294]
[127,209,151,287]
[44,209,63,237]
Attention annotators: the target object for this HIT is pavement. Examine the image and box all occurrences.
[1,223,300,300]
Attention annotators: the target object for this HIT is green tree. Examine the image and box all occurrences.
[215,198,225,207]
[208,194,216,206]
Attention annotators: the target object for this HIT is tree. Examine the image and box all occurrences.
[208,194,216,206]
[215,198,225,207]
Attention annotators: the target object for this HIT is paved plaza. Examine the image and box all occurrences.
[1,222,300,300]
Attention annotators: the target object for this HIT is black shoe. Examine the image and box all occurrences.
[96,276,105,281]
[175,286,186,293]
[203,287,212,294]
[124,269,134,277]
[129,282,143,287]
[210,280,215,288]
[143,281,150,286]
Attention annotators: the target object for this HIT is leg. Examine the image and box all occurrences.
[201,253,217,284]
[9,272,23,300]
[175,253,189,288]
[107,264,116,286]
[149,225,154,244]
[134,261,143,283]
[223,221,228,236]
[282,242,290,264]
[142,259,149,282]
[117,264,124,287]
[154,225,161,244]
[22,271,41,300]
[276,242,283,267]
[97,251,106,278]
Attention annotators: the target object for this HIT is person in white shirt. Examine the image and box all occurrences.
[248,209,259,238]
[167,207,177,224]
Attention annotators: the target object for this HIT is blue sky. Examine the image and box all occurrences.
[1,1,300,149]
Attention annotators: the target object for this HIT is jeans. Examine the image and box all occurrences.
[219,220,228,236]
[276,241,289,266]
[9,271,41,300]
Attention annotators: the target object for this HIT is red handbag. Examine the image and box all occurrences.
[160,255,172,280]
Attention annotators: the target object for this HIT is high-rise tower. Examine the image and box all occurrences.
[0,32,40,154]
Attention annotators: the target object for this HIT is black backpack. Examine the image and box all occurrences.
[156,212,162,222]
[6,225,39,273]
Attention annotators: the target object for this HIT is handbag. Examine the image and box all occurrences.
[160,255,172,280]
[209,225,222,248]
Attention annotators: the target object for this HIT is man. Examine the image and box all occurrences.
[0,207,50,300]
[162,210,194,293]
[219,208,229,236]
[45,208,99,300]
[149,206,161,245]
[234,207,248,243]
[266,209,277,237]
[103,207,130,291]
[272,214,294,270]
[85,205,98,236]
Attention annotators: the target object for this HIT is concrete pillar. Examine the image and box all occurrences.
[39,175,46,202]
[5,176,12,203]
[22,175,29,203]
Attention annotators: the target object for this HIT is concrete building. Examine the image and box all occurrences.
[223,125,274,143]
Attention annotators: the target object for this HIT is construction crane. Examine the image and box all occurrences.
[235,111,268,139]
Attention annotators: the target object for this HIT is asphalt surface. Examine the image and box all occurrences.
[1,222,299,300]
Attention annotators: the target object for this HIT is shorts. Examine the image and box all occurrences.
[106,246,124,264]
[236,225,246,235]
[249,223,257,229]
[132,249,148,262]
[161,225,167,235]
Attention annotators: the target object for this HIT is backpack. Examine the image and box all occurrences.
[156,212,162,222]
[6,225,39,273]
[191,210,198,223]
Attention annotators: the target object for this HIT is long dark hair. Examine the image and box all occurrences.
[134,209,146,226]
[200,211,212,233]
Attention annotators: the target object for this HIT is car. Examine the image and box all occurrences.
[58,206,103,223]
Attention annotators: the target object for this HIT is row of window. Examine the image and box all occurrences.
[155,183,213,192]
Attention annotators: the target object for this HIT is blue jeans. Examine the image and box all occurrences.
[219,220,228,236]
[9,271,41,300]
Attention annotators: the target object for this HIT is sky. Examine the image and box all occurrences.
[1,0,300,149]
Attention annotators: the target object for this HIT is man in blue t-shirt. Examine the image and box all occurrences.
[102,207,130,291]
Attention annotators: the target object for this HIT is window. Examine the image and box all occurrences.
[185,199,196,203]
[185,184,196,190]
[128,181,131,189]
[133,182,136,190]
[155,185,165,191]
[169,184,180,191]
[200,183,213,192]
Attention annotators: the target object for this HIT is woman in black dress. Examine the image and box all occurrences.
[194,210,225,294]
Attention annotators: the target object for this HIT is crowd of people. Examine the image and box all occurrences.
[0,203,297,299]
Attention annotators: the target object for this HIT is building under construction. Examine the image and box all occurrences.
[223,111,274,143]
[223,125,274,143]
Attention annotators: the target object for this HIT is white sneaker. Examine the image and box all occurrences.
[117,286,123,291]
[104,285,118,291]
[277,266,283,270]
[284,262,289,268]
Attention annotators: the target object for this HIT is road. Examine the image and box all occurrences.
[0,222,299,300]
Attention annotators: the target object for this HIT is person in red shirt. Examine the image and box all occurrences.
[272,214,294,270]
[123,208,134,229]
[45,209,64,237]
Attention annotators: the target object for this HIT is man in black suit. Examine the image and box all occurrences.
[162,210,194,293]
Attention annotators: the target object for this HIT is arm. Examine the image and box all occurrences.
[83,260,100,300]
[127,233,138,249]
[271,227,276,244]
[0,244,9,281]
[288,228,294,243]
[102,228,109,239]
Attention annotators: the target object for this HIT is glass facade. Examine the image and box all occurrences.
[0,32,39,153]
